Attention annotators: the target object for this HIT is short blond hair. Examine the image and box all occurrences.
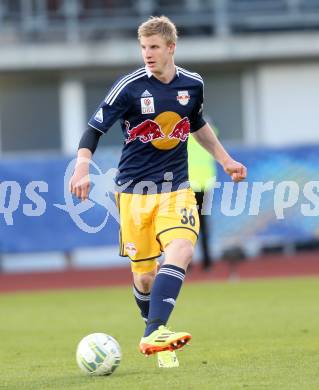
[138,16,178,45]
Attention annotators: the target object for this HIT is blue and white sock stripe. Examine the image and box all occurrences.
[158,267,185,282]
[177,67,204,84]
[158,268,185,281]
[105,68,146,105]
[133,286,150,301]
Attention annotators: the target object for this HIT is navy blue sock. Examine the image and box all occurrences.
[133,284,150,323]
[144,264,185,337]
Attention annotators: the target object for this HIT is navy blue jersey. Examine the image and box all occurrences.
[88,66,206,193]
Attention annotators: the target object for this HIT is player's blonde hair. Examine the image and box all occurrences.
[138,16,178,45]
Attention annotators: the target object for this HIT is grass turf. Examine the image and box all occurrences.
[0,277,318,389]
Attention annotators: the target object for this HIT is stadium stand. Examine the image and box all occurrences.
[1,0,319,43]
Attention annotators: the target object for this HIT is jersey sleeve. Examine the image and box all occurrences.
[88,82,129,134]
[190,83,206,133]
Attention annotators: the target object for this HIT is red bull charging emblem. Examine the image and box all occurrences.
[125,119,165,144]
[168,117,190,142]
[125,111,190,149]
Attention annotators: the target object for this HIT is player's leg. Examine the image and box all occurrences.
[132,266,157,323]
[116,192,178,364]
[141,239,193,338]
[163,237,193,269]
[116,192,160,328]
[133,265,179,367]
[139,189,199,355]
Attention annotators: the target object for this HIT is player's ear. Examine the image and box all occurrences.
[168,43,176,54]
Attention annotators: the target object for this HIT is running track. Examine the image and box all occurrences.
[0,252,318,294]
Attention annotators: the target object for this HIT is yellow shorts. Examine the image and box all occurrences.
[116,188,199,274]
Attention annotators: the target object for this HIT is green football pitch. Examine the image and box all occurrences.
[1,277,318,390]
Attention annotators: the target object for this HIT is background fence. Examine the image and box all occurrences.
[1,144,318,259]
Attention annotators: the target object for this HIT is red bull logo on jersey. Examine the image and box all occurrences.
[125,119,165,144]
[125,112,190,149]
[168,117,190,142]
[177,90,190,106]
[125,242,137,257]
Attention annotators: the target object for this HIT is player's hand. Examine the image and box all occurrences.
[223,159,247,182]
[69,163,90,201]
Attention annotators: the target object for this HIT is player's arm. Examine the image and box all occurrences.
[69,78,130,200]
[69,128,102,201]
[192,123,247,182]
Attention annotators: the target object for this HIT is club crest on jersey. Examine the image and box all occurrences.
[141,96,155,114]
[177,91,190,106]
[125,242,137,257]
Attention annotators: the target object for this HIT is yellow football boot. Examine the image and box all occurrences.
[139,325,191,356]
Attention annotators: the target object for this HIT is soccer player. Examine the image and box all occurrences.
[70,16,247,368]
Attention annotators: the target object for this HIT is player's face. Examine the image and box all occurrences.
[140,34,175,75]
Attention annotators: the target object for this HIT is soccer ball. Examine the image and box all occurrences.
[76,333,121,376]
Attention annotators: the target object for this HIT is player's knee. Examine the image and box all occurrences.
[164,239,194,268]
[133,271,156,293]
[178,242,193,265]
